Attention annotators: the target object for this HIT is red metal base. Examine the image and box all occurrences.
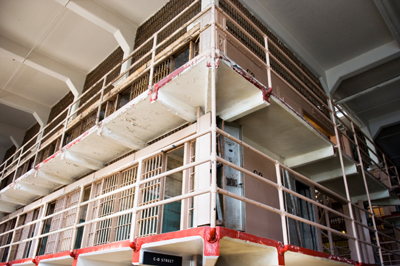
[1,227,376,266]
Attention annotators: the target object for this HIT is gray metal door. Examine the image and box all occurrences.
[223,123,245,231]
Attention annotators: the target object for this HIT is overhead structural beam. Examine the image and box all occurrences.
[35,170,72,185]
[324,41,400,96]
[99,126,146,150]
[0,195,30,206]
[157,91,198,122]
[63,150,104,170]
[0,33,85,99]
[374,0,400,45]
[15,183,50,196]
[369,109,400,139]
[0,90,50,126]
[335,74,400,104]
[57,0,137,54]
[0,202,17,213]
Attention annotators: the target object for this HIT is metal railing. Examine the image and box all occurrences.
[0,2,399,265]
[2,124,399,263]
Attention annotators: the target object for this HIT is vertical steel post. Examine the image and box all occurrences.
[323,195,334,255]
[96,77,107,126]
[382,155,392,189]
[276,162,288,245]
[210,0,218,228]
[329,100,362,261]
[32,127,44,168]
[351,121,384,265]
[264,36,272,90]
[148,35,158,89]
[59,105,72,151]
[12,147,23,183]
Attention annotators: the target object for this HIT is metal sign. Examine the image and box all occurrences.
[142,251,182,266]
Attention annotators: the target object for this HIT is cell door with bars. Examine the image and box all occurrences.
[58,190,80,252]
[14,210,35,260]
[115,166,138,241]
[95,173,119,246]
[137,154,163,237]
[45,197,66,254]
[85,181,102,247]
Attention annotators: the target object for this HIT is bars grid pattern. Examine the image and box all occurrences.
[115,166,138,241]
[58,191,80,252]
[45,197,66,254]
[137,155,163,237]
[95,173,119,246]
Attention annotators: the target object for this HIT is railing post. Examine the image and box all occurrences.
[32,128,44,169]
[148,34,158,89]
[351,121,384,265]
[382,155,392,188]
[323,195,334,255]
[209,0,218,229]
[59,105,73,151]
[264,36,272,90]
[329,100,362,262]
[12,147,23,183]
[96,77,107,125]
[275,162,288,245]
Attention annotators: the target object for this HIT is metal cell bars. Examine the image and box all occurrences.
[137,154,163,237]
[86,181,102,247]
[95,173,119,246]
[0,218,16,262]
[13,209,37,260]
[187,141,196,229]
[58,190,80,252]
[45,197,66,254]
[153,58,171,84]
[115,166,138,242]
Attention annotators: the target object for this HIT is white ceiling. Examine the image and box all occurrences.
[0,0,399,168]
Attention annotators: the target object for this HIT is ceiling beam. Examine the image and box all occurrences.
[0,34,86,98]
[368,109,400,139]
[57,0,137,55]
[335,74,400,104]
[0,91,50,126]
[324,40,400,96]
[374,0,400,45]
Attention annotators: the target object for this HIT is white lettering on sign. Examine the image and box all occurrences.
[153,256,175,264]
